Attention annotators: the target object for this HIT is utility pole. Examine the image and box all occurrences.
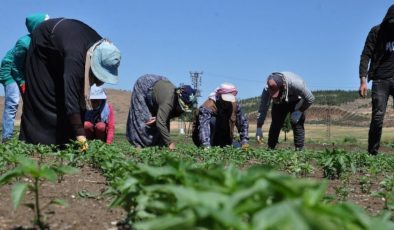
[190,71,203,98]
[182,71,203,136]
[326,95,331,143]
[178,82,186,135]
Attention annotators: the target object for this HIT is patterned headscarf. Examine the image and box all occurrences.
[177,85,197,112]
[209,83,238,101]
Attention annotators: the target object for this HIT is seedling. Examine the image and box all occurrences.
[0,156,78,229]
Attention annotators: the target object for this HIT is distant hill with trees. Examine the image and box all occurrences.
[238,90,370,114]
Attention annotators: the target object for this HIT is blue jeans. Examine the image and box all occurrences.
[2,82,20,141]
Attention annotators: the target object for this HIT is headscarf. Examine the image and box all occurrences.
[267,72,287,103]
[208,83,238,101]
[176,85,197,112]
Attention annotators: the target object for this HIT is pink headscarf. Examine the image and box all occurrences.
[209,83,238,101]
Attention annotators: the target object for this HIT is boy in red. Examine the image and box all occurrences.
[84,85,114,144]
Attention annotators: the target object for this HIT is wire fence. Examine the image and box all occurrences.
[240,94,394,145]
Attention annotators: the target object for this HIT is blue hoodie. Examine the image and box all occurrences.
[0,13,48,85]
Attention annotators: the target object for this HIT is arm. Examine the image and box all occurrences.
[63,51,86,138]
[359,26,377,79]
[235,103,249,144]
[198,107,213,147]
[11,36,29,87]
[294,82,315,112]
[359,26,377,97]
[155,96,174,146]
[0,50,14,85]
[106,104,115,144]
[256,87,271,128]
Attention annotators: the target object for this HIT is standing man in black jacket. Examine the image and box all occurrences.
[359,4,394,155]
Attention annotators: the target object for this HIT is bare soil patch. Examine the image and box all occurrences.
[0,166,124,230]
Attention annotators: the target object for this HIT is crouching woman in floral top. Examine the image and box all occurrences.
[84,85,115,144]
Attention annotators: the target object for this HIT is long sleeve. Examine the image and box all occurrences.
[53,19,101,138]
[11,35,30,86]
[153,82,176,146]
[156,101,174,146]
[298,87,314,112]
[235,103,249,144]
[282,72,315,112]
[359,26,378,79]
[290,79,315,112]
[198,107,213,147]
[63,52,85,136]
[106,104,115,144]
[256,87,271,128]
[0,49,14,85]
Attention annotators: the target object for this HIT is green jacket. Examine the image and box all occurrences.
[0,13,47,86]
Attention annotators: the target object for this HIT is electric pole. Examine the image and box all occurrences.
[190,71,203,97]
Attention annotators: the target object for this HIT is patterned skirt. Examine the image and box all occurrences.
[126,74,168,147]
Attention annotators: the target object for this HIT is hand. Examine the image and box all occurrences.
[145,117,156,126]
[256,127,263,144]
[241,143,249,151]
[20,83,26,94]
[76,136,88,153]
[290,111,303,125]
[168,142,176,150]
[359,80,367,98]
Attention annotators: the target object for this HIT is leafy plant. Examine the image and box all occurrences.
[334,173,352,201]
[373,175,394,210]
[0,156,79,229]
[321,148,355,179]
[106,159,394,230]
[359,175,373,194]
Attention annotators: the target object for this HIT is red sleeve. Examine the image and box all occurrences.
[106,104,115,144]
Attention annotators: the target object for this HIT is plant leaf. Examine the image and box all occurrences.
[53,165,79,175]
[50,198,68,207]
[39,167,57,182]
[11,183,28,209]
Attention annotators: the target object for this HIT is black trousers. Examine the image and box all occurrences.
[368,78,394,154]
[268,101,305,149]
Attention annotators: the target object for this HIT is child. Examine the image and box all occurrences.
[84,85,114,144]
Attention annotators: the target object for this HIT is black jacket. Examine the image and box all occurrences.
[360,5,394,81]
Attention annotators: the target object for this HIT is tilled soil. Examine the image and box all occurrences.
[0,166,125,230]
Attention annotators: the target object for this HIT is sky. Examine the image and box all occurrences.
[0,0,393,100]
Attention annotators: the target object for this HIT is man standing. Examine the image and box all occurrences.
[359,5,394,155]
[256,72,314,150]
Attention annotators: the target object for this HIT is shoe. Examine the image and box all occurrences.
[368,151,378,156]
[295,147,304,151]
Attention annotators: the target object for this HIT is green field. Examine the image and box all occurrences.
[0,131,393,229]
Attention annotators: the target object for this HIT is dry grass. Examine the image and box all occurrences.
[1,88,394,146]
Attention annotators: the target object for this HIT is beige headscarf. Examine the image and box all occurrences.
[82,39,105,110]
[82,50,93,110]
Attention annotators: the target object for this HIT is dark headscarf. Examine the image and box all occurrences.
[177,85,197,112]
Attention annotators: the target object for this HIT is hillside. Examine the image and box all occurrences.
[240,90,394,127]
[2,89,394,132]
[0,88,132,132]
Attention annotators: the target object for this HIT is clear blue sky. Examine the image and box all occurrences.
[1,0,393,100]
